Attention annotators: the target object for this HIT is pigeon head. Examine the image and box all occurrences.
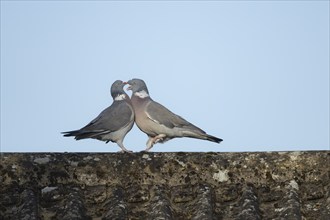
[126,78,149,94]
[111,80,127,100]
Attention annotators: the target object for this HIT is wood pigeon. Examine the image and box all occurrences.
[62,80,134,153]
[126,78,222,151]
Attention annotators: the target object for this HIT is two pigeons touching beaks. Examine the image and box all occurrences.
[62,79,223,152]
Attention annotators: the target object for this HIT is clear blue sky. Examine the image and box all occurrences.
[1,1,329,152]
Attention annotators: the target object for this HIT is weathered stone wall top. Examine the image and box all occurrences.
[1,151,329,219]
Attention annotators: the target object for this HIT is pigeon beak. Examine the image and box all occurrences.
[124,82,132,91]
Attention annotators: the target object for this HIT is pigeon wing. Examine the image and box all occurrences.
[81,101,133,133]
[146,100,206,133]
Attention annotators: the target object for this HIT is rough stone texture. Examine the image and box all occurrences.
[0,151,329,220]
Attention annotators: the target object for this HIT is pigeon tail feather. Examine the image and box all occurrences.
[62,130,109,140]
[205,134,223,143]
[62,130,80,137]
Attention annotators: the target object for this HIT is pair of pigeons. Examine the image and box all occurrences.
[62,79,222,152]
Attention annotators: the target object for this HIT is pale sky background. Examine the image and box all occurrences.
[1,1,329,152]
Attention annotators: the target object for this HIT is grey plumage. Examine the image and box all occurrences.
[62,80,134,152]
[126,78,222,151]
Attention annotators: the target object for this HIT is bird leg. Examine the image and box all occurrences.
[144,134,166,151]
[116,141,133,153]
[145,137,153,150]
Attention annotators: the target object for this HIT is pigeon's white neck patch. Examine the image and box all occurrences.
[134,90,149,98]
[115,94,126,101]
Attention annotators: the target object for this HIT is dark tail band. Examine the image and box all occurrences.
[206,134,223,143]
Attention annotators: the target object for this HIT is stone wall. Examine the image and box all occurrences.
[0,151,329,219]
